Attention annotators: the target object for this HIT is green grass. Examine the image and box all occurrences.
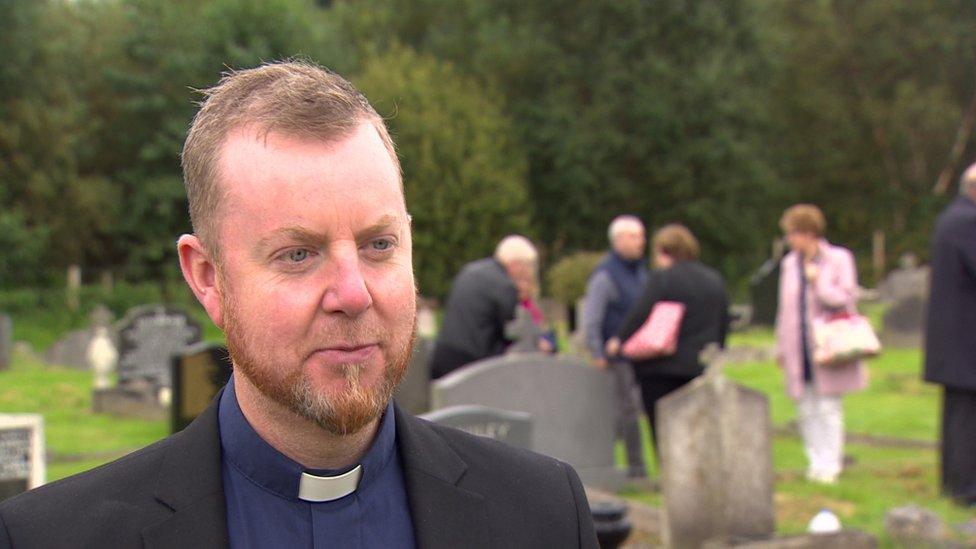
[0,351,167,480]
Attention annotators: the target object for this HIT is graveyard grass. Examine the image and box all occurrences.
[619,318,976,545]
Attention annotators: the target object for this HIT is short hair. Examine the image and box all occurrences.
[607,215,644,244]
[960,163,976,196]
[779,204,826,237]
[494,235,538,265]
[652,224,699,261]
[181,60,399,256]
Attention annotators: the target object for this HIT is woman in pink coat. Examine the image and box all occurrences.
[775,204,867,484]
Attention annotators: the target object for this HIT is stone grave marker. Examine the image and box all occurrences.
[504,307,544,354]
[878,253,929,303]
[46,305,117,370]
[170,342,232,433]
[431,353,624,490]
[882,294,928,348]
[0,414,45,502]
[393,336,433,415]
[421,405,532,450]
[658,344,775,548]
[0,314,11,372]
[117,305,202,389]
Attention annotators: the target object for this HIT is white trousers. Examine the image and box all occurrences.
[797,386,844,478]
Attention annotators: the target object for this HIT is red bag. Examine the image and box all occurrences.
[621,301,686,360]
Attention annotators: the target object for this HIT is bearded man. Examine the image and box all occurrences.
[0,61,597,548]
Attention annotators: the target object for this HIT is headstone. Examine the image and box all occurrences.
[116,305,202,389]
[0,314,12,372]
[170,342,232,433]
[431,353,624,490]
[0,414,45,502]
[884,505,948,545]
[878,254,929,303]
[881,295,928,348]
[393,336,433,415]
[45,305,117,370]
[750,258,780,326]
[658,345,775,549]
[421,405,532,450]
[504,307,544,354]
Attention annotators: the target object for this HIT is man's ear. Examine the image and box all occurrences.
[177,234,224,329]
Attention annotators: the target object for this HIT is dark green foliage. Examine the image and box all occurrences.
[545,251,606,306]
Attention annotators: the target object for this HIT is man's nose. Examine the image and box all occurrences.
[320,249,372,316]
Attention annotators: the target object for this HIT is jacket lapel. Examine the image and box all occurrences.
[395,405,491,549]
[142,396,229,549]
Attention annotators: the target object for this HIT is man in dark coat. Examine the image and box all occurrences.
[0,62,597,548]
[429,236,538,379]
[924,163,976,506]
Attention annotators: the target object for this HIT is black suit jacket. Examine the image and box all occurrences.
[0,399,597,548]
[924,195,976,390]
[616,260,729,379]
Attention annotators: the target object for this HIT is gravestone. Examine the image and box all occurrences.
[750,258,781,326]
[171,342,232,433]
[880,255,930,349]
[0,314,12,372]
[45,306,117,370]
[431,353,624,490]
[658,345,775,549]
[504,307,544,354]
[117,305,202,389]
[393,336,433,415]
[0,415,45,502]
[421,405,532,450]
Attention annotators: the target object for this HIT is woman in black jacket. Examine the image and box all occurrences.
[606,224,729,453]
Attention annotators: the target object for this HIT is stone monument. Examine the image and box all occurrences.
[0,314,12,372]
[170,342,232,433]
[658,344,775,548]
[0,414,45,502]
[421,405,532,450]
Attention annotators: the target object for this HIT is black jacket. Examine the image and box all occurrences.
[431,258,518,378]
[616,260,729,379]
[0,397,597,548]
[924,195,976,390]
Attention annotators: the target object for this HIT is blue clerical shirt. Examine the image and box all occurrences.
[218,377,416,548]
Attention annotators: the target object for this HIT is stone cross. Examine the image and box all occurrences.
[504,307,544,354]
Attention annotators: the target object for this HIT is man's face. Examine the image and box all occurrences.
[213,122,416,436]
[612,225,646,260]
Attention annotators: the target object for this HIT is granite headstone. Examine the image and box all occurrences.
[421,405,532,450]
[117,305,202,389]
[0,314,11,372]
[170,342,232,433]
[0,414,45,502]
[658,345,775,548]
[431,353,624,490]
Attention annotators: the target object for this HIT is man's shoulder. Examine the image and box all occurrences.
[0,435,175,545]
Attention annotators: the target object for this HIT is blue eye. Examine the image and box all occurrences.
[372,239,393,251]
[287,249,309,262]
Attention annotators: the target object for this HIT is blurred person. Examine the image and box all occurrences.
[0,61,597,548]
[516,275,556,354]
[775,204,866,484]
[606,224,729,455]
[924,165,976,506]
[582,215,649,478]
[430,235,543,379]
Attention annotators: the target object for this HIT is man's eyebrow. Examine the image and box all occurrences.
[358,214,402,236]
[257,226,323,250]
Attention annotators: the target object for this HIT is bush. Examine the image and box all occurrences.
[545,251,606,306]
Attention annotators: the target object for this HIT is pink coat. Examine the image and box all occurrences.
[775,239,868,399]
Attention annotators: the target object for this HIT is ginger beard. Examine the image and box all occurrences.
[220,278,416,436]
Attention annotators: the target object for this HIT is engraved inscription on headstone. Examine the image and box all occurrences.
[171,342,232,433]
[421,405,532,450]
[117,305,202,388]
[0,415,45,502]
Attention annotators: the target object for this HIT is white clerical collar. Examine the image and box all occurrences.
[297,464,363,502]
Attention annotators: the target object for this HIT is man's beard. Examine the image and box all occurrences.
[222,292,415,436]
